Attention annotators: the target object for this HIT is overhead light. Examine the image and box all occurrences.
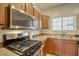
[20,10,24,13]
[12,6,15,8]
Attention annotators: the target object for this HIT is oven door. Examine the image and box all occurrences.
[33,47,42,56]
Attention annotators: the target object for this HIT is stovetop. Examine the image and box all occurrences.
[19,40,38,46]
[3,33,42,56]
[6,40,39,53]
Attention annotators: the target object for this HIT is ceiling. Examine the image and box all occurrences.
[33,3,65,11]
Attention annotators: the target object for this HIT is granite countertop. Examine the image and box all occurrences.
[0,48,19,56]
[32,34,79,41]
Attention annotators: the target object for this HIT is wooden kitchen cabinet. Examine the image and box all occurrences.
[0,3,26,27]
[0,3,10,27]
[47,38,63,55]
[25,3,33,16]
[33,7,39,20]
[11,3,25,11]
[37,13,42,29]
[45,38,77,56]
[47,38,55,53]
[63,40,77,56]
[33,7,42,29]
[53,39,63,55]
[0,3,50,28]
[42,39,49,56]
[41,15,50,29]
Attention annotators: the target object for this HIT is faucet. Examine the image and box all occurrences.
[62,31,67,37]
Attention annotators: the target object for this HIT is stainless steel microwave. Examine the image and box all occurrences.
[10,6,39,29]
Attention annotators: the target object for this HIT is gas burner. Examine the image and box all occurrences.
[7,40,40,53]
[18,40,38,46]
[3,33,42,56]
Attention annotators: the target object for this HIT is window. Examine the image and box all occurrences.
[52,16,76,31]
[52,17,62,30]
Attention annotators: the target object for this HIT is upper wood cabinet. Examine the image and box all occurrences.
[33,7,39,20]
[11,3,25,11]
[36,13,42,29]
[41,15,50,29]
[0,3,10,27]
[25,3,33,16]
[63,40,77,56]
[0,3,50,28]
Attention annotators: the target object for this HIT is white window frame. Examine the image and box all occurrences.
[52,17,63,31]
[52,16,76,32]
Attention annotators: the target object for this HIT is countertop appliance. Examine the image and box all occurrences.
[10,6,39,29]
[3,32,42,56]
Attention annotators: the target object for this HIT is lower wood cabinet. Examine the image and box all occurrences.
[47,38,63,55]
[63,40,77,56]
[54,39,63,55]
[46,38,55,54]
[42,39,49,56]
[43,38,77,56]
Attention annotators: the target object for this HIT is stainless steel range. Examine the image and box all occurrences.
[3,33,42,56]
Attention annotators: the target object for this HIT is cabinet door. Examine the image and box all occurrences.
[78,45,79,56]
[46,38,63,55]
[11,3,25,11]
[63,40,77,56]
[33,8,39,20]
[42,15,50,29]
[37,13,42,29]
[54,39,63,55]
[42,39,49,56]
[47,38,55,53]
[25,3,33,16]
[33,7,41,29]
[0,3,10,27]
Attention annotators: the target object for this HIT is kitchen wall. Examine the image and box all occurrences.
[43,4,79,16]
[41,4,79,35]
[1,4,79,42]
[0,29,41,42]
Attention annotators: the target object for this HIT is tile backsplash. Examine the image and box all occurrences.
[0,29,41,42]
